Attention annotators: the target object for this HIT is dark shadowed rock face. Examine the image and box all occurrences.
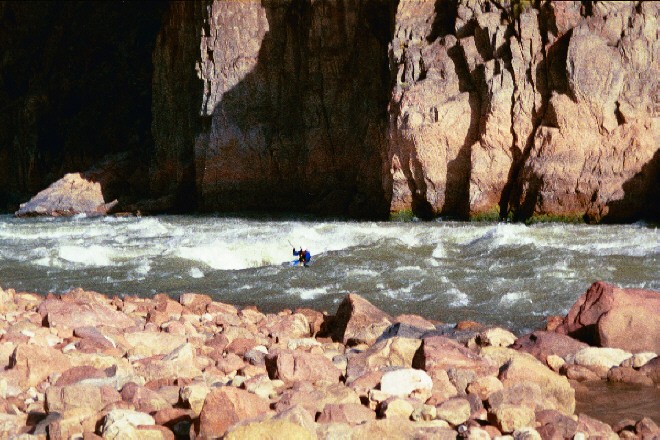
[0,1,167,213]
[3,1,658,222]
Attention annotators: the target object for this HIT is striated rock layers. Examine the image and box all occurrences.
[151,0,658,221]
[3,1,659,221]
[381,0,657,221]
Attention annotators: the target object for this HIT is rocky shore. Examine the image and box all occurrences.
[0,281,657,439]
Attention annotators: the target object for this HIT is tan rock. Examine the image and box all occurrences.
[573,346,632,370]
[10,344,71,387]
[378,396,414,419]
[46,383,121,413]
[266,349,341,385]
[197,387,270,438]
[180,383,210,417]
[436,397,471,425]
[264,313,310,341]
[46,407,100,440]
[500,353,575,414]
[346,336,421,381]
[467,376,504,401]
[575,413,618,440]
[225,419,315,440]
[275,382,361,418]
[317,403,376,425]
[178,293,212,314]
[124,332,187,358]
[329,294,393,346]
[380,368,433,397]
[272,404,318,435]
[478,328,517,348]
[491,404,535,434]
[415,335,497,376]
[38,296,135,330]
[101,409,155,439]
[120,382,171,413]
[15,172,117,217]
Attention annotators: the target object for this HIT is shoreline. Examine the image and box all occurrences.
[0,282,657,438]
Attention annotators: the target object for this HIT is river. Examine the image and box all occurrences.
[0,214,657,334]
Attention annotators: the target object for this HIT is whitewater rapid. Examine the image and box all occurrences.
[0,214,657,333]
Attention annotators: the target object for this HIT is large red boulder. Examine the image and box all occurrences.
[328,294,393,346]
[196,387,270,438]
[557,282,660,353]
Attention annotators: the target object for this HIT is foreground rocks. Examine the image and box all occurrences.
[0,282,656,438]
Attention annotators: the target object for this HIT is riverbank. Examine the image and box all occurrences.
[0,281,656,438]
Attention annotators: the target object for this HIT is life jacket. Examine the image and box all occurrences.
[299,250,306,262]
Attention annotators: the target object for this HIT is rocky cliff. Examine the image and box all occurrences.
[2,1,658,222]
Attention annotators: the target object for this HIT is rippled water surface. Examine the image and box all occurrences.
[0,215,657,334]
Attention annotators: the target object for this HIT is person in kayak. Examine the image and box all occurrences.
[293,246,311,267]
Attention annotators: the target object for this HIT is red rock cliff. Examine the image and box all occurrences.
[2,1,658,222]
[152,0,657,221]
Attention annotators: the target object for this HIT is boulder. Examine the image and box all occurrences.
[15,172,118,217]
[264,313,310,341]
[101,409,155,439]
[46,383,121,412]
[413,335,497,376]
[573,347,632,370]
[10,344,71,387]
[124,331,187,358]
[225,419,315,440]
[557,282,660,352]
[266,349,342,385]
[38,297,136,330]
[379,368,433,397]
[512,331,589,363]
[274,382,360,419]
[436,397,471,425]
[346,337,421,381]
[197,387,270,438]
[482,348,575,415]
[607,366,654,386]
[490,404,536,434]
[329,294,393,346]
[639,357,660,383]
[477,328,517,348]
[120,382,172,413]
[575,413,619,440]
[535,409,578,440]
[467,376,504,401]
[316,403,376,425]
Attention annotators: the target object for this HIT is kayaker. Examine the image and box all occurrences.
[293,246,311,267]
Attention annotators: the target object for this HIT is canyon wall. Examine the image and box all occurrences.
[378,0,658,222]
[1,1,658,222]
[0,1,168,211]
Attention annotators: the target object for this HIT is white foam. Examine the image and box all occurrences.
[394,266,423,272]
[447,287,469,307]
[348,268,380,277]
[175,241,290,270]
[499,291,532,305]
[58,245,115,266]
[286,287,328,300]
[432,243,447,258]
[189,267,204,278]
